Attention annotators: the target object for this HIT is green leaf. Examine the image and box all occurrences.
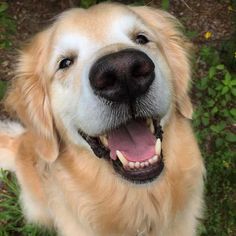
[161,0,170,10]
[229,108,236,117]
[80,0,97,9]
[0,2,8,13]
[208,87,217,97]
[221,86,229,95]
[201,117,209,126]
[225,132,236,143]
[185,30,198,39]
[207,100,215,107]
[231,88,236,96]
[209,66,216,78]
[231,79,236,86]
[216,64,225,70]
[197,77,208,90]
[215,138,223,148]
[211,106,218,115]
[224,72,231,81]
[0,80,8,99]
[210,123,226,133]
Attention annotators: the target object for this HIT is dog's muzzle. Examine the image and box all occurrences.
[83,49,164,184]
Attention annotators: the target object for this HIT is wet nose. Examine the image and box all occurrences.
[89,49,155,102]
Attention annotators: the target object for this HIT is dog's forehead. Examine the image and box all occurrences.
[52,4,138,56]
[56,4,136,35]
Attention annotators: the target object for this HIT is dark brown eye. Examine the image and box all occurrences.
[58,58,74,70]
[135,34,149,45]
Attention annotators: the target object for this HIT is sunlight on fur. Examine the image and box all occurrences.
[0,3,204,236]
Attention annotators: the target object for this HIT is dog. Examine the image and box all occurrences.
[0,3,205,236]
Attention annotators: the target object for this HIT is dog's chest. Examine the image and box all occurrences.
[69,191,162,236]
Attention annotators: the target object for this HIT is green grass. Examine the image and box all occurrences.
[0,0,235,235]
[0,171,56,236]
[0,2,15,49]
[193,45,236,236]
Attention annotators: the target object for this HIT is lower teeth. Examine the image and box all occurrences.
[125,156,159,170]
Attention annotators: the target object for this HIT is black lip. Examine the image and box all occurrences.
[79,118,164,184]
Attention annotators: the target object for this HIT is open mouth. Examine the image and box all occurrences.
[80,118,164,184]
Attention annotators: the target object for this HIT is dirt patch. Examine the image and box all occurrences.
[0,0,67,81]
[0,0,235,80]
[162,0,234,44]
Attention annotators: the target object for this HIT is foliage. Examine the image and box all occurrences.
[193,45,236,236]
[79,0,145,8]
[161,0,170,10]
[0,170,56,236]
[0,2,15,49]
[80,0,100,8]
[219,33,236,71]
[0,81,8,100]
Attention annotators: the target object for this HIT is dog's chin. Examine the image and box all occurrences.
[79,118,164,184]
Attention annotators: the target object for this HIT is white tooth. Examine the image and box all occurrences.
[152,155,158,163]
[149,158,154,165]
[146,118,154,134]
[135,162,140,168]
[129,162,135,169]
[116,150,128,166]
[144,161,149,167]
[100,135,108,147]
[140,162,145,168]
[155,138,161,156]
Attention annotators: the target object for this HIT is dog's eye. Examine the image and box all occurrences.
[58,58,74,70]
[135,34,149,45]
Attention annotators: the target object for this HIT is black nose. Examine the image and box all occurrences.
[89,49,155,102]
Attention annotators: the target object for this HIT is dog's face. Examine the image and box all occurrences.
[50,4,172,183]
[7,3,193,184]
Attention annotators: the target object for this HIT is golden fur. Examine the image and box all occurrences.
[0,3,204,236]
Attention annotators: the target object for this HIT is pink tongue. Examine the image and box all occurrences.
[108,120,156,162]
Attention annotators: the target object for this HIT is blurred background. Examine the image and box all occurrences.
[0,0,235,235]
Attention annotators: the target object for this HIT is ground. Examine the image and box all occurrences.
[0,0,235,235]
[0,0,234,81]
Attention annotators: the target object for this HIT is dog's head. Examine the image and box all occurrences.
[5,3,193,184]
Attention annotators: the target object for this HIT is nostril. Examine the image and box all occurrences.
[92,71,117,90]
[131,60,155,78]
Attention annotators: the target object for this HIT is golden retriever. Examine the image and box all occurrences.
[0,3,205,236]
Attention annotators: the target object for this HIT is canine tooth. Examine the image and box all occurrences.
[135,162,140,168]
[146,118,154,134]
[155,138,161,156]
[146,118,152,126]
[152,155,158,163]
[100,135,108,147]
[129,162,135,169]
[116,150,128,166]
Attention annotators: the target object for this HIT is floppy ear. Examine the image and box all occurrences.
[130,6,193,119]
[4,29,59,162]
